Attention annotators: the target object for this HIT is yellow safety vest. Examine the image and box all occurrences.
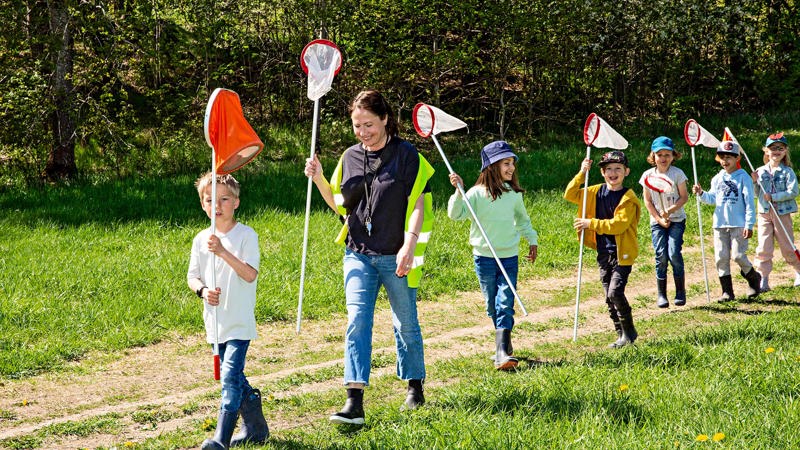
[330,151,435,288]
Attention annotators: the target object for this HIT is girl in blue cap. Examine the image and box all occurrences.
[447,141,538,370]
[752,132,800,290]
[638,136,690,308]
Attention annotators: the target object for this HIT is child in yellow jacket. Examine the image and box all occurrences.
[564,151,641,348]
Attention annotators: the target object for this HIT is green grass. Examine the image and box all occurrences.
[90,303,799,450]
[2,125,798,378]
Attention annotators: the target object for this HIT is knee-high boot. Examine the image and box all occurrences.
[201,409,238,450]
[230,388,269,447]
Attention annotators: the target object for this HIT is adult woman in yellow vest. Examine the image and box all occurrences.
[304,90,434,426]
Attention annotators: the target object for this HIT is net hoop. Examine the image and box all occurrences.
[644,173,674,194]
[684,119,720,148]
[583,113,628,149]
[203,88,264,174]
[300,39,342,101]
[413,103,435,138]
[412,102,468,138]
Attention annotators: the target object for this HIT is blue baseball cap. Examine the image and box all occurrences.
[765,132,788,147]
[480,140,517,171]
[651,136,675,152]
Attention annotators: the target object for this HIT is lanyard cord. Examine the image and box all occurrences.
[361,135,391,235]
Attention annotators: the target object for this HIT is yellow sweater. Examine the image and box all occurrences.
[563,171,641,266]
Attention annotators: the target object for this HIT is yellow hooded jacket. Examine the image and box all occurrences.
[563,171,640,266]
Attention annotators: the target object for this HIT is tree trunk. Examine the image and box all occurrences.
[44,0,77,181]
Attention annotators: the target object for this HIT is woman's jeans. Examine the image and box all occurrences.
[650,220,686,279]
[342,249,425,385]
[217,339,252,413]
[474,255,518,330]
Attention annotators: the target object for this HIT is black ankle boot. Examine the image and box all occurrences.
[402,379,425,411]
[329,388,365,425]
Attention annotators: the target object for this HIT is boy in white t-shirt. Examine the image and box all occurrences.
[188,172,268,449]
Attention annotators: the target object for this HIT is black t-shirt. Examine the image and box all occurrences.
[339,137,428,255]
[595,185,628,254]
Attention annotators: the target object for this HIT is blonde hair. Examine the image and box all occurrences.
[762,144,793,168]
[646,149,683,166]
[195,172,241,198]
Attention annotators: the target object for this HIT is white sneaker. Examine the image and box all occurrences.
[794,272,800,287]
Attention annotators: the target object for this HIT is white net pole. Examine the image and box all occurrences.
[572,146,591,341]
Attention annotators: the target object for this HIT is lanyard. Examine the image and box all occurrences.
[362,136,391,236]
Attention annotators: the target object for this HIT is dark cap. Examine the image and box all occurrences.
[598,150,628,168]
[480,140,518,171]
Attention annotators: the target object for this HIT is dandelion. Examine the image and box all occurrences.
[712,432,725,442]
[696,434,709,442]
[619,384,629,392]
[202,418,215,432]
[20,399,28,406]
[765,347,775,354]
[124,442,135,448]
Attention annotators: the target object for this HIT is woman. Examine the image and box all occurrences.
[304,90,435,425]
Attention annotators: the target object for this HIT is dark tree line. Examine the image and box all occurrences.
[1,0,798,184]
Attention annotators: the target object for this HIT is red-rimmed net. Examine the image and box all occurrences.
[583,113,628,149]
[412,103,468,138]
[300,39,342,101]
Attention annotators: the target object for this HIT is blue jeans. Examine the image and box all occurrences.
[342,249,425,385]
[474,255,518,330]
[650,220,686,279]
[217,339,252,413]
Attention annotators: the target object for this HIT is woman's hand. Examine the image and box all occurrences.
[395,231,419,277]
[304,155,323,181]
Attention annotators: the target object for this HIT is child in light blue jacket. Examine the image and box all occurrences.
[693,140,762,300]
[752,132,800,290]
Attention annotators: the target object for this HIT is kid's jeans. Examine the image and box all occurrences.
[650,220,685,279]
[754,211,800,277]
[342,249,425,386]
[597,252,633,319]
[217,339,253,413]
[713,227,753,276]
[473,255,518,330]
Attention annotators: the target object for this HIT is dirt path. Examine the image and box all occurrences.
[1,246,796,449]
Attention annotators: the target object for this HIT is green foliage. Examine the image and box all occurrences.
[1,0,799,184]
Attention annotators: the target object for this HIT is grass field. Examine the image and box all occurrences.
[1,123,799,449]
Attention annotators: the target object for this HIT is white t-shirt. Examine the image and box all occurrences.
[638,166,688,224]
[188,222,260,343]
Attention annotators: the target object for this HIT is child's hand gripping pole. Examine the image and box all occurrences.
[684,119,717,303]
[730,129,800,263]
[432,133,528,316]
